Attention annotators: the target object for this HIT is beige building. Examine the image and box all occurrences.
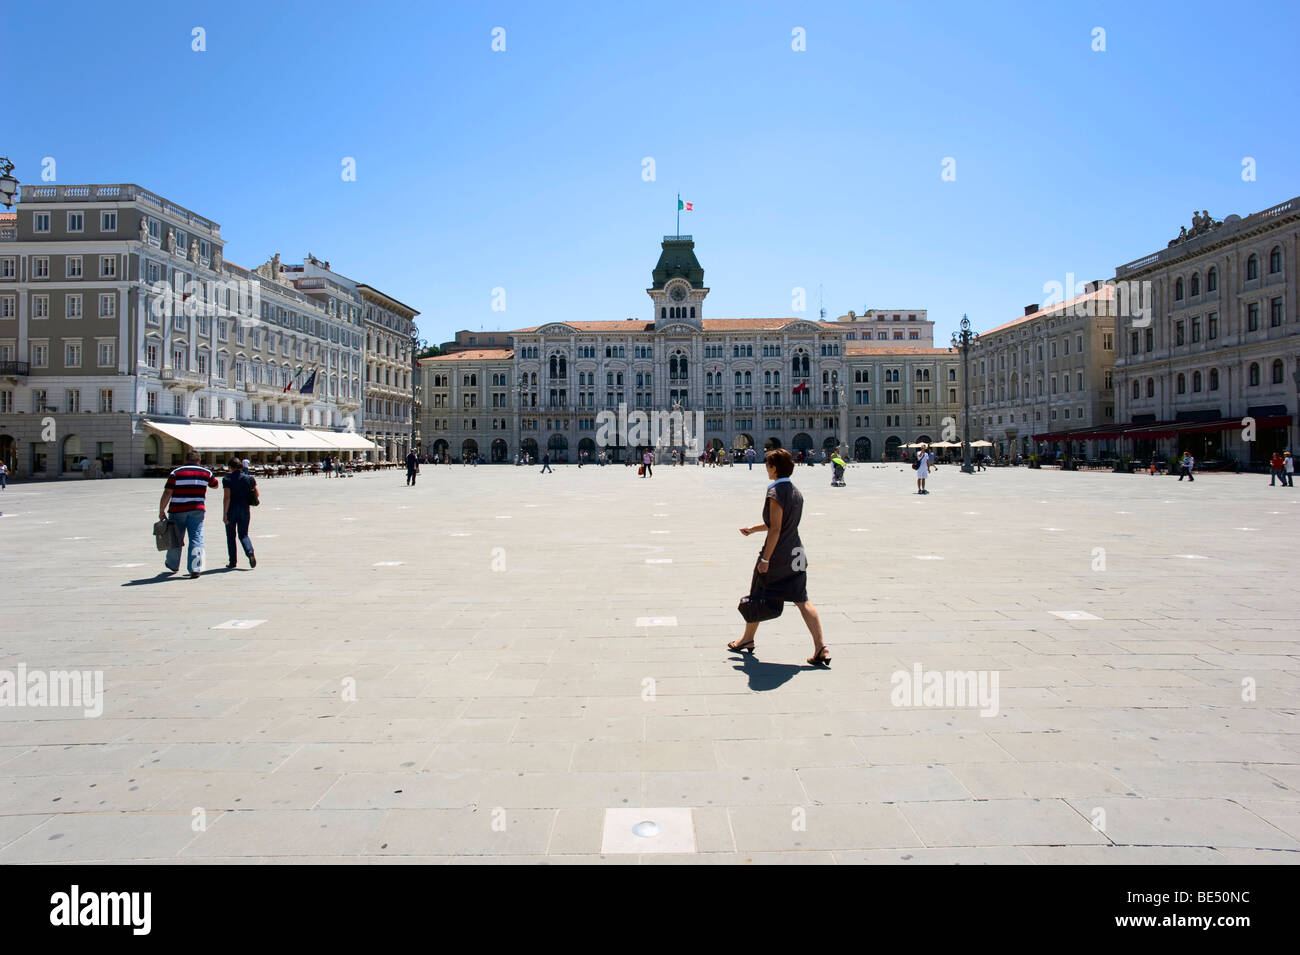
[420,235,961,463]
[1110,199,1298,464]
[0,184,374,478]
[965,285,1118,460]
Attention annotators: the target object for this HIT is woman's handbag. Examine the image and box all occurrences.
[248,477,260,507]
[737,559,784,622]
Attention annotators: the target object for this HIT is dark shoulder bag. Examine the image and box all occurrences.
[247,474,260,507]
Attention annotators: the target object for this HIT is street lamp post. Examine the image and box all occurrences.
[0,159,19,209]
[951,314,979,474]
[517,373,527,464]
[410,332,423,457]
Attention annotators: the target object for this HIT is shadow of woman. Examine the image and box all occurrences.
[728,651,806,691]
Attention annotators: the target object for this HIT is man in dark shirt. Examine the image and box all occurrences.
[406,449,419,486]
[159,449,218,577]
[222,457,258,569]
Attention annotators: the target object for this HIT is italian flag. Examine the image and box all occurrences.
[678,199,693,211]
[793,381,808,394]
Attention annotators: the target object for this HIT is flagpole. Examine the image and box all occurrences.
[676,193,680,238]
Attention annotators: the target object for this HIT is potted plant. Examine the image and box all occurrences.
[1114,456,1132,473]
[1028,453,1040,469]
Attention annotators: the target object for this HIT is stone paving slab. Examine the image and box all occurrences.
[1,466,1298,862]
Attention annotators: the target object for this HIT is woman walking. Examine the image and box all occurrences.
[727,448,829,666]
[915,445,930,494]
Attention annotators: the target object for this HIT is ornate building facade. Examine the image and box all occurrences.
[1107,199,1299,463]
[421,236,962,463]
[0,184,375,477]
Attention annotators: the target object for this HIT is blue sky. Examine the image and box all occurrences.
[6,0,1298,346]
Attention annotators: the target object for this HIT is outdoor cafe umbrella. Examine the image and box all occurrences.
[970,440,994,447]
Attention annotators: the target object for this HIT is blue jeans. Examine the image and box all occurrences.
[165,510,207,574]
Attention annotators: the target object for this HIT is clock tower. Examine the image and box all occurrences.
[648,235,708,330]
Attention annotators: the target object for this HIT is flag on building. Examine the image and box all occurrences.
[283,365,304,393]
[299,369,317,395]
[793,381,808,394]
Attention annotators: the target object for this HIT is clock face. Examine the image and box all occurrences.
[669,285,687,302]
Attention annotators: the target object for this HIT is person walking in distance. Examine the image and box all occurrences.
[1269,451,1285,487]
[1284,451,1295,487]
[830,449,847,487]
[158,449,218,578]
[222,457,258,569]
[405,448,419,486]
[746,446,756,470]
[915,445,930,494]
[0,460,7,489]
[642,448,654,478]
[540,451,553,474]
[727,448,829,667]
[1179,450,1195,482]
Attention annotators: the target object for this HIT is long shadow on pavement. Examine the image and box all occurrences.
[122,567,238,586]
[728,652,811,691]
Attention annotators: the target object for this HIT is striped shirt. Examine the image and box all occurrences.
[165,465,218,513]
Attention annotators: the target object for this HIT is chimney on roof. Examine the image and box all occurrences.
[1024,304,1038,316]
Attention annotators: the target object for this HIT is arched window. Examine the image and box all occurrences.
[670,356,679,379]
[1146,378,1155,398]
[1192,370,1202,392]
[1247,254,1259,280]
[549,356,557,379]
[1209,368,1219,391]
[690,307,695,318]
[559,357,567,379]
[1249,362,1260,386]
[679,355,687,377]
[1270,246,1282,274]
[1190,273,1200,296]
[1207,267,1217,291]
[1273,359,1285,384]
[660,308,666,319]
[1176,373,1186,394]
[1174,277,1184,300]
[1131,381,1140,399]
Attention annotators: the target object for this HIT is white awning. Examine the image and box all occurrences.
[144,421,279,451]
[311,430,376,450]
[248,428,339,452]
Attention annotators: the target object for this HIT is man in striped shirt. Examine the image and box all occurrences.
[158,450,219,578]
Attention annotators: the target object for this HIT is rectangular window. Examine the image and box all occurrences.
[33,256,49,279]
[1270,297,1283,327]
[0,296,13,319]
[1175,321,1184,346]
[147,391,158,414]
[99,294,115,318]
[98,341,115,367]
[31,342,49,368]
[66,388,81,413]
[1247,303,1259,331]
[1191,317,1201,343]
[100,256,117,278]
[0,257,13,279]
[32,388,49,412]
[64,342,82,367]
[173,394,184,416]
[66,256,83,279]
[33,212,51,233]
[0,390,11,414]
[1208,313,1218,339]
[67,212,85,233]
[101,211,117,232]
[99,389,114,413]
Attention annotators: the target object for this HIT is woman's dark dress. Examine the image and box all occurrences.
[750,479,808,603]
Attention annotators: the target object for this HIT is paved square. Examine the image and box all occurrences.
[1,463,1298,863]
